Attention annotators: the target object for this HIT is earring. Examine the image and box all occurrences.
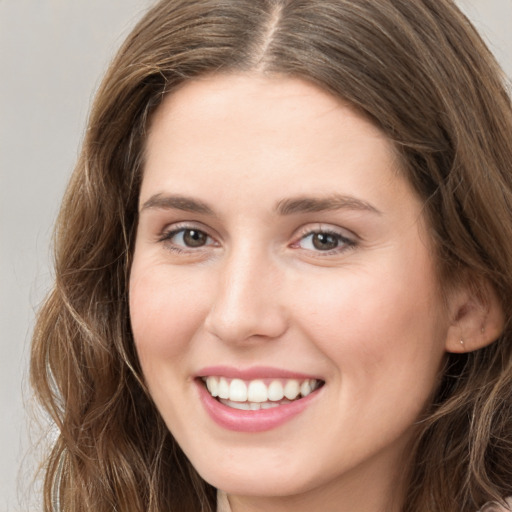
[459,338,465,346]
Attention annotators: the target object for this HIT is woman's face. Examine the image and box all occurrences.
[130,74,452,509]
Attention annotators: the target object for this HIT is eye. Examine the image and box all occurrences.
[293,228,355,254]
[176,228,209,248]
[159,226,216,251]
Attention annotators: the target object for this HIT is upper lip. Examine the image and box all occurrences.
[196,365,323,381]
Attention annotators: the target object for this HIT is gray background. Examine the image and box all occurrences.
[0,1,510,510]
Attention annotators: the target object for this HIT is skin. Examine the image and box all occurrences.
[129,74,457,511]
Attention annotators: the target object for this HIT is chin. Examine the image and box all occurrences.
[206,473,310,498]
[191,451,319,498]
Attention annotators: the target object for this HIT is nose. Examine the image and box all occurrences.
[203,248,289,345]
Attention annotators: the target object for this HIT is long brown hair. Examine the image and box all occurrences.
[31,1,512,510]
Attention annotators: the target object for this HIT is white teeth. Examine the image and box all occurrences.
[218,377,230,399]
[247,380,267,402]
[283,379,300,400]
[219,398,292,410]
[260,401,279,409]
[206,376,218,397]
[267,380,284,401]
[221,399,252,410]
[300,380,312,397]
[204,376,322,404]
[229,379,247,402]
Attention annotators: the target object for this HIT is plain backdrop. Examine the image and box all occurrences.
[0,1,510,510]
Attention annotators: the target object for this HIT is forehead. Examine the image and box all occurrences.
[151,73,350,123]
[147,73,387,147]
[141,73,408,211]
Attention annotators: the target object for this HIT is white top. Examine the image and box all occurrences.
[479,498,512,512]
[216,491,512,511]
[217,490,231,512]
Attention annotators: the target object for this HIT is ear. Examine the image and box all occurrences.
[445,279,505,353]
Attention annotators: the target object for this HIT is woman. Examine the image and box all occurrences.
[31,0,512,511]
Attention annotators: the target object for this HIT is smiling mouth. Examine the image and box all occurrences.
[200,376,324,410]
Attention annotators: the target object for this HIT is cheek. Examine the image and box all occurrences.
[294,255,447,395]
[129,263,207,363]
[287,262,448,467]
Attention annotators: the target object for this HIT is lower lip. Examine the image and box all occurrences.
[196,381,320,432]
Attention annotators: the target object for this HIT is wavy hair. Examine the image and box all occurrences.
[31,0,512,510]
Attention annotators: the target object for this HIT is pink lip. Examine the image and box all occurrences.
[195,376,322,433]
[196,365,322,381]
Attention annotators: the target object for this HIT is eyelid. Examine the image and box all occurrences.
[156,221,357,256]
[290,223,357,254]
[157,221,219,250]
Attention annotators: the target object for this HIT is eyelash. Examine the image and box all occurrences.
[291,226,356,255]
[158,224,217,254]
[158,224,356,256]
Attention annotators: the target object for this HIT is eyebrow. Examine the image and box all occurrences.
[275,194,381,216]
[140,193,381,216]
[140,194,215,215]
